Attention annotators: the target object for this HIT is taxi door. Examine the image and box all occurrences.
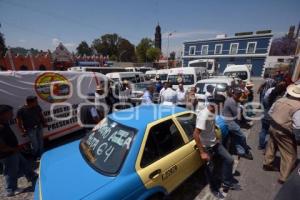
[135,115,201,194]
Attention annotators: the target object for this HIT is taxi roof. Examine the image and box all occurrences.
[108,105,186,130]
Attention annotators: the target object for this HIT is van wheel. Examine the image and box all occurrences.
[147,193,165,200]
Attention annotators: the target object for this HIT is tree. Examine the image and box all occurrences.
[136,38,153,62]
[146,47,161,62]
[92,33,121,57]
[118,38,136,62]
[76,41,92,56]
[0,24,7,57]
[270,35,297,56]
[91,33,135,62]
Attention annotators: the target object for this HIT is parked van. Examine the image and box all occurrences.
[68,66,127,74]
[144,69,169,82]
[145,70,157,81]
[0,71,108,144]
[156,69,170,82]
[167,67,207,89]
[106,72,145,83]
[223,64,251,83]
[188,59,217,75]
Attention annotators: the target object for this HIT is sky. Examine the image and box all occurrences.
[0,0,299,56]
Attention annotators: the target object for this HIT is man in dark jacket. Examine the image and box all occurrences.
[0,105,37,197]
[16,96,47,158]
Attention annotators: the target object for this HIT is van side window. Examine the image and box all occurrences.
[141,119,184,167]
[176,113,196,141]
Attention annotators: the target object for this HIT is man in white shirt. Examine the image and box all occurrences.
[141,85,155,105]
[193,102,239,197]
[159,82,168,103]
[161,83,177,105]
[176,83,186,107]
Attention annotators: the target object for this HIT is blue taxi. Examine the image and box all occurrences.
[35,105,213,200]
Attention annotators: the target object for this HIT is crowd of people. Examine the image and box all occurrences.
[0,72,299,198]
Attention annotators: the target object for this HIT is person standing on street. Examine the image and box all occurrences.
[141,85,155,105]
[0,105,37,197]
[222,88,253,160]
[263,84,300,184]
[193,101,239,198]
[257,74,276,104]
[176,83,187,107]
[158,82,168,103]
[80,93,101,130]
[160,82,177,105]
[16,96,46,158]
[186,86,198,110]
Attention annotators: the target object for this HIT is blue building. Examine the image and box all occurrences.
[182,31,273,76]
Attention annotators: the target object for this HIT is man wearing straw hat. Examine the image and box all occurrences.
[263,83,300,184]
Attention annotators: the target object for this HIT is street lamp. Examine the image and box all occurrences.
[167,31,176,68]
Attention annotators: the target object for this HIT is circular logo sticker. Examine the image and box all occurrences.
[177,77,183,83]
[35,72,70,103]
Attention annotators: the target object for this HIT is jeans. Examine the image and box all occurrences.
[227,121,249,155]
[27,126,44,157]
[205,143,234,191]
[0,153,35,192]
[259,118,270,148]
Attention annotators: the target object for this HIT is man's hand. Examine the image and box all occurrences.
[200,152,210,161]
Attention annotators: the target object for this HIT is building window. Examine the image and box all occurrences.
[229,43,239,54]
[214,44,223,54]
[246,42,257,54]
[201,45,208,55]
[189,46,196,55]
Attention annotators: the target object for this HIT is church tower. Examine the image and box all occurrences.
[155,23,162,50]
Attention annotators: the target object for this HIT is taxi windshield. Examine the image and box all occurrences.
[80,118,136,176]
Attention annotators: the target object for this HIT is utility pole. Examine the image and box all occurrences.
[167,31,176,68]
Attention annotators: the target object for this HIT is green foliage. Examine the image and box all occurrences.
[136,38,153,62]
[91,33,135,62]
[76,41,93,56]
[146,47,161,62]
[0,27,6,57]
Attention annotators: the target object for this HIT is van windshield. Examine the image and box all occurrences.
[168,74,194,85]
[195,83,228,94]
[80,118,136,175]
[224,71,248,80]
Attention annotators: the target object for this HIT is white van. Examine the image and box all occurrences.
[223,64,251,83]
[106,72,145,83]
[188,59,217,75]
[68,66,127,74]
[167,67,207,89]
[145,70,157,81]
[0,71,108,144]
[156,69,170,82]
[144,69,169,82]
